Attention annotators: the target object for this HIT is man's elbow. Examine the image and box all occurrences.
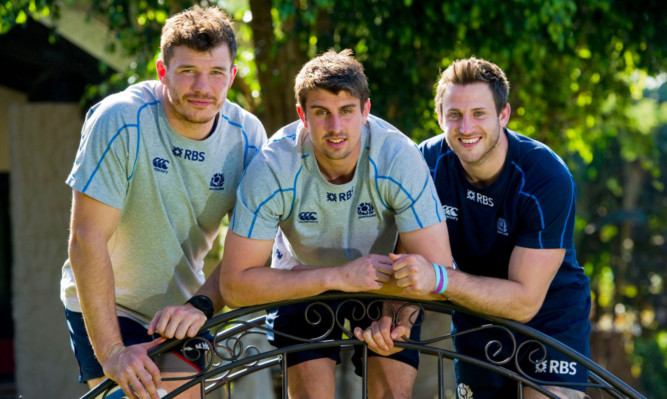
[514,302,542,324]
[219,280,247,309]
[68,229,89,270]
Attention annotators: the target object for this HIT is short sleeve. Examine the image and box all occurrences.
[66,103,133,210]
[515,159,576,250]
[379,137,445,232]
[230,152,286,240]
[242,115,268,168]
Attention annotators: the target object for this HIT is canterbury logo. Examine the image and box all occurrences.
[298,211,318,222]
[443,205,458,220]
[152,157,169,173]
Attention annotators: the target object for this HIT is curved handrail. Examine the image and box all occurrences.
[82,293,644,399]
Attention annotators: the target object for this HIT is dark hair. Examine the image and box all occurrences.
[435,57,509,117]
[160,6,237,66]
[294,49,370,109]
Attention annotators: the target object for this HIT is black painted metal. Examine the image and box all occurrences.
[81,293,644,399]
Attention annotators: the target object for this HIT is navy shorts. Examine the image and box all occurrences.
[266,299,422,376]
[64,308,211,383]
[452,295,591,398]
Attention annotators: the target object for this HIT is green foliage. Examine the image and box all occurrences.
[0,0,55,33]
[633,332,667,397]
[3,0,666,392]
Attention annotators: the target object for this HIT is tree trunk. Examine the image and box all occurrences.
[249,0,306,135]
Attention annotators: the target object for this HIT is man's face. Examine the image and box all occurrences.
[297,89,370,174]
[157,44,237,134]
[438,82,510,169]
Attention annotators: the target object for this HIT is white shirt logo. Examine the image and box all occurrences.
[443,205,459,221]
[466,189,494,207]
[535,359,578,375]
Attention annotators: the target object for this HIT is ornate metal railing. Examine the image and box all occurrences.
[82,293,644,399]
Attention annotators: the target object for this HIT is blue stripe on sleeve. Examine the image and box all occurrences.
[561,175,576,248]
[512,162,546,248]
[221,114,262,166]
[243,165,303,238]
[82,100,159,193]
[368,156,423,229]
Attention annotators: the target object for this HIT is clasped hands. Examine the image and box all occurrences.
[342,252,441,295]
[350,252,445,356]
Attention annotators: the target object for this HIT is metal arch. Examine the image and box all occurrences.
[82,292,645,399]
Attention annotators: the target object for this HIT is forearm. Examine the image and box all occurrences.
[221,266,340,308]
[445,269,538,322]
[69,237,123,362]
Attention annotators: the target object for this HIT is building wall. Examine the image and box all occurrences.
[9,103,86,398]
[0,86,25,173]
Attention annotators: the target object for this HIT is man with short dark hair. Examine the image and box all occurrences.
[219,49,453,398]
[60,6,266,398]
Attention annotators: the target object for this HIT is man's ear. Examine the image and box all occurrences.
[361,98,371,124]
[498,103,511,128]
[156,59,166,83]
[296,105,308,129]
[228,65,238,88]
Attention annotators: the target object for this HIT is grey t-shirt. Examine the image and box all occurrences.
[231,115,444,268]
[60,80,267,325]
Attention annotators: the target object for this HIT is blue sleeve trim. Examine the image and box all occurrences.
[241,165,303,238]
[221,114,262,166]
[544,148,574,248]
[283,165,303,221]
[368,156,423,229]
[430,182,443,223]
[81,100,159,193]
[512,162,546,248]
[561,175,576,248]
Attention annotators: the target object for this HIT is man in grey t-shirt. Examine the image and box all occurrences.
[218,49,454,398]
[61,6,266,399]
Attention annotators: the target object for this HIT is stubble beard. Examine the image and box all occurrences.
[167,87,222,126]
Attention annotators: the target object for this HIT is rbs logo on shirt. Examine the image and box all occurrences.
[535,360,578,376]
[172,146,205,162]
[466,189,494,207]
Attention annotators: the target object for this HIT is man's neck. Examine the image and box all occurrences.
[316,152,359,185]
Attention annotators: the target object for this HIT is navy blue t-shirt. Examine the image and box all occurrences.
[419,129,590,327]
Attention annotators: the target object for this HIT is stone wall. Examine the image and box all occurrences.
[9,103,86,398]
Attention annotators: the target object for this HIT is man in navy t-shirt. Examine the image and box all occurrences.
[383,57,591,398]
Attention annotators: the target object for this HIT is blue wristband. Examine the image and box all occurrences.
[431,263,448,295]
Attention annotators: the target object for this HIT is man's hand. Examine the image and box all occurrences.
[148,304,206,340]
[101,339,166,399]
[353,301,417,356]
[391,253,444,296]
[337,254,394,292]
